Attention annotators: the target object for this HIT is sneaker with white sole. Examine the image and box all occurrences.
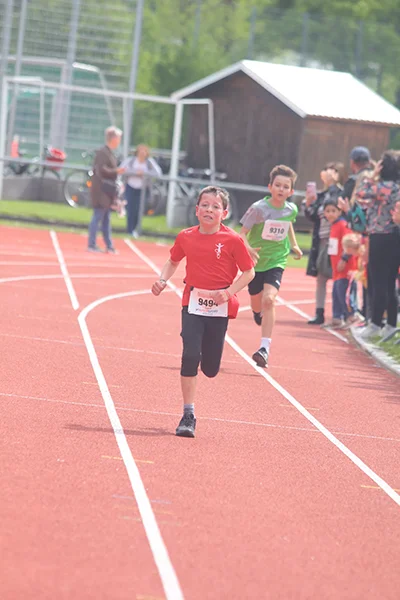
[321,318,344,329]
[252,347,269,368]
[359,322,381,340]
[176,413,196,438]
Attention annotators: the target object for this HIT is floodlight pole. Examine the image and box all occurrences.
[0,0,14,115]
[7,0,29,152]
[124,0,145,157]
[0,79,9,200]
[52,0,81,150]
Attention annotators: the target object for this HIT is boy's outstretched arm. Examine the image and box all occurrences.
[239,226,261,265]
[288,223,303,259]
[151,258,180,296]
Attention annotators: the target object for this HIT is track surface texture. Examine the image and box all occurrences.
[1,226,399,600]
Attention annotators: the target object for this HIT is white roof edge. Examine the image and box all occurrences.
[240,62,306,118]
[171,60,306,117]
[170,62,243,100]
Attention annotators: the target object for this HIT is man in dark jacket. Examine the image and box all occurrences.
[88,126,125,253]
[342,146,371,200]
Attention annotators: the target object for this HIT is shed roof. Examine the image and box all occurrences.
[171,60,400,126]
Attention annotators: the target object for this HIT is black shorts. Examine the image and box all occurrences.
[248,267,284,296]
[180,307,228,378]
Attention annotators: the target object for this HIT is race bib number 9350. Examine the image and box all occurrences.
[262,220,290,242]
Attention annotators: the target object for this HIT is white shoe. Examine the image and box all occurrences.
[359,323,381,340]
[380,324,397,339]
[131,230,139,239]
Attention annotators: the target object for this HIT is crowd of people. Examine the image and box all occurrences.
[304,145,400,340]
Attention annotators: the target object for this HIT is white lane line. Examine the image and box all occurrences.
[50,230,79,310]
[126,240,400,508]
[3,390,400,444]
[77,288,184,600]
[275,295,349,344]
[0,273,159,284]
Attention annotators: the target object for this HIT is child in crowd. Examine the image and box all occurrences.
[323,199,363,328]
[340,233,366,329]
[239,165,303,368]
[151,186,255,438]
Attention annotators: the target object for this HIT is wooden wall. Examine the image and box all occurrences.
[181,71,393,214]
[296,118,390,189]
[184,72,303,190]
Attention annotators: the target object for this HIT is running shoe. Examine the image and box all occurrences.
[252,347,269,368]
[253,311,262,326]
[87,246,103,253]
[176,413,196,438]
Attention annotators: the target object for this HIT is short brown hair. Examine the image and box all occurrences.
[197,186,229,210]
[269,165,297,189]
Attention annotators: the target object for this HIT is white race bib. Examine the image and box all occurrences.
[328,238,339,255]
[261,220,290,242]
[188,288,228,317]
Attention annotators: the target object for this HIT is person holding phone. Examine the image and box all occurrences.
[304,162,344,324]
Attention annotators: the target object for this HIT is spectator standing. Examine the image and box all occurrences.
[342,146,372,201]
[304,162,344,325]
[355,151,400,339]
[120,144,162,238]
[88,126,124,253]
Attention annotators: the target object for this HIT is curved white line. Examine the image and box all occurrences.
[77,288,184,600]
[125,239,400,508]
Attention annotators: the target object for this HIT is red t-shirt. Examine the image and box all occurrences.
[170,224,254,307]
[328,218,357,280]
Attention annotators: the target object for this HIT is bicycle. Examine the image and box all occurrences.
[63,151,94,207]
[4,145,66,180]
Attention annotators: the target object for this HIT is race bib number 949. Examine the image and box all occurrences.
[188,288,228,317]
[262,220,290,242]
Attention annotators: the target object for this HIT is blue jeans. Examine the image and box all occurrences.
[332,278,357,320]
[88,207,113,249]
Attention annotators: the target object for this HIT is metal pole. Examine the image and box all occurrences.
[0,0,14,120]
[247,7,257,59]
[124,0,145,158]
[355,20,364,79]
[7,0,28,152]
[299,12,309,67]
[193,0,202,48]
[53,0,81,150]
[207,101,215,178]
[39,81,44,159]
[0,79,9,200]
[166,101,183,228]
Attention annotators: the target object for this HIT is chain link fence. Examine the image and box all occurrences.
[1,1,399,165]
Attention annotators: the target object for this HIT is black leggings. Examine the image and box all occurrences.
[180,308,229,378]
[368,232,400,327]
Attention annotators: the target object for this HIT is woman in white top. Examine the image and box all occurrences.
[120,144,162,237]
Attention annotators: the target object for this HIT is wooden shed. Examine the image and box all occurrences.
[172,60,400,200]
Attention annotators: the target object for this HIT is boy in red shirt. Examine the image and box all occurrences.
[151,186,255,438]
[323,198,360,328]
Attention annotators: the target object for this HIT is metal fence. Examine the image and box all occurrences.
[1,0,399,160]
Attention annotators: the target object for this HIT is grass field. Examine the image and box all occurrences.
[0,199,311,268]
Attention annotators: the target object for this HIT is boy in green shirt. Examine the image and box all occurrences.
[240,165,303,368]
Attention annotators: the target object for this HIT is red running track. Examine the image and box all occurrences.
[0,225,399,600]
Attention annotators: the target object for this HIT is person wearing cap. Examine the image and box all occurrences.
[341,146,372,201]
